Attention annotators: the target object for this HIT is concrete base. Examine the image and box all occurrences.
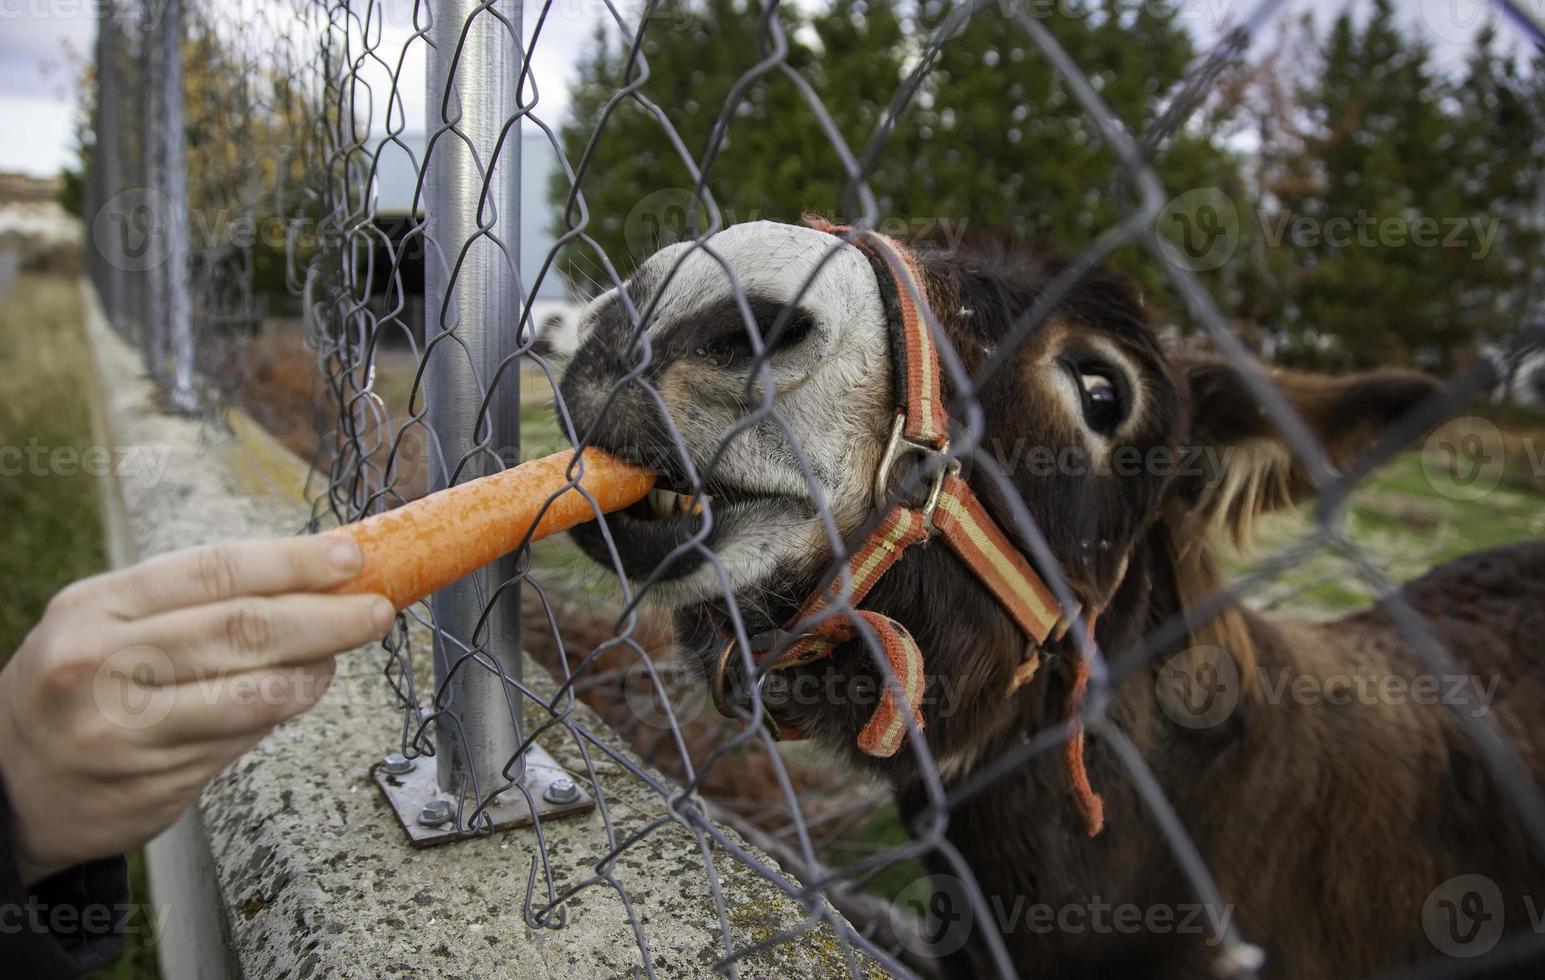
[373,743,593,847]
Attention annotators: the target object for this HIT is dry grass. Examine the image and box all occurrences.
[0,265,162,980]
[0,273,105,645]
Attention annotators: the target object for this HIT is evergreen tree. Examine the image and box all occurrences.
[1283,0,1474,368]
[553,0,1242,315]
[551,0,1538,374]
[1452,28,1545,395]
[551,0,840,289]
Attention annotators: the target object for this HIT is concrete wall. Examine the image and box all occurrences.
[80,282,879,979]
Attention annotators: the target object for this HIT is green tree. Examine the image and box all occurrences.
[553,0,1245,318]
[552,0,837,287]
[1273,0,1474,368]
[1451,27,1545,395]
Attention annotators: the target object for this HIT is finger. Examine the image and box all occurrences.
[131,659,339,746]
[132,591,394,680]
[81,536,366,620]
[104,730,268,786]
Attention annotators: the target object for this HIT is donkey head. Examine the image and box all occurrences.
[560,219,1437,782]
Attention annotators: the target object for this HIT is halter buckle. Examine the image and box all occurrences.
[874,413,960,533]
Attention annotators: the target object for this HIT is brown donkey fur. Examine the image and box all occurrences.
[561,223,1545,979]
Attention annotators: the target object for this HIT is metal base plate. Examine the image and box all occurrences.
[373,744,593,847]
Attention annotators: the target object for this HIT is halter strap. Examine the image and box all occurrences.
[711,219,1104,835]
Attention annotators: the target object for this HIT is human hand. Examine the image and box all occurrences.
[0,536,393,886]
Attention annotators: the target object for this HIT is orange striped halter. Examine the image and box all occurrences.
[710,219,1105,837]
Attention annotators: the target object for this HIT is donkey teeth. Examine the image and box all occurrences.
[645,488,710,519]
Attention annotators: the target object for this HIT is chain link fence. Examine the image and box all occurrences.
[84,0,1545,976]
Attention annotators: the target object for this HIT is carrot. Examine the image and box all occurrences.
[327,448,654,610]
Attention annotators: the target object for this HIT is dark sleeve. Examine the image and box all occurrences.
[0,783,130,979]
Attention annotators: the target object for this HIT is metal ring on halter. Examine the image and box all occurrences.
[873,413,962,533]
[711,636,789,740]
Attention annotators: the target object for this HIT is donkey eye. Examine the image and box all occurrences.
[1076,368,1125,435]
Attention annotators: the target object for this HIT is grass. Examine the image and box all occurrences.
[0,270,161,980]
[1245,445,1545,617]
[0,276,107,644]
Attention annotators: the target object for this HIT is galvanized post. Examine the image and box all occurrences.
[89,6,114,313]
[92,4,133,335]
[371,0,589,848]
[158,0,197,411]
[426,0,528,809]
[141,0,166,376]
[123,18,149,350]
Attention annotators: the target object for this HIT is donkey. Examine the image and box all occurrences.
[559,220,1545,979]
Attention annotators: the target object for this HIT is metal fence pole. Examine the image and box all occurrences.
[124,16,148,351]
[89,6,114,316]
[424,0,525,808]
[141,0,166,376]
[158,0,197,410]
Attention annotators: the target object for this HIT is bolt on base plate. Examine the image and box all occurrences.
[372,742,593,847]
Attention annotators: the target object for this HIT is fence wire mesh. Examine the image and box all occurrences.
[84,0,1545,976]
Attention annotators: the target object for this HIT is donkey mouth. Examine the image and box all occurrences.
[569,472,801,587]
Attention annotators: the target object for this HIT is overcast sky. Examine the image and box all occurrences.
[0,0,1534,179]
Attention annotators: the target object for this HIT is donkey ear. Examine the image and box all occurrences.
[1171,358,1441,549]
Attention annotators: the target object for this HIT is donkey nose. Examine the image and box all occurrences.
[758,311,817,360]
[693,311,817,372]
